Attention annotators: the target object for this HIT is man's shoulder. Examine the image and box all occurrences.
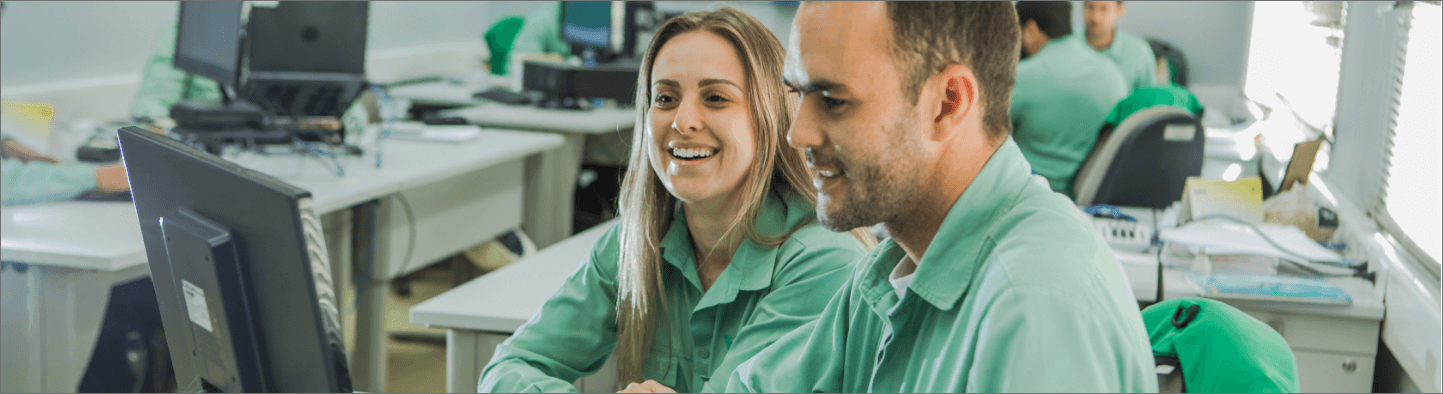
[985,187,1111,279]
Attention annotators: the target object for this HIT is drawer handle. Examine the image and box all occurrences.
[1342,359,1357,373]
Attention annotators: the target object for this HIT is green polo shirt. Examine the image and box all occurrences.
[725,139,1157,393]
[478,191,867,393]
[1076,31,1158,92]
[1011,37,1129,196]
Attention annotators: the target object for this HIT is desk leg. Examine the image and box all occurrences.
[0,264,113,393]
[524,135,585,249]
[446,330,479,393]
[350,201,388,393]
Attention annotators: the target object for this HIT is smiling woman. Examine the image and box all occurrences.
[475,7,874,394]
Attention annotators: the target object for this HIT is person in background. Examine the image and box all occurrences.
[1011,1,1128,196]
[511,2,572,56]
[0,134,128,206]
[721,2,1154,391]
[1080,0,1157,92]
[476,7,872,393]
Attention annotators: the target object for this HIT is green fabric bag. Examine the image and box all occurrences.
[1103,84,1206,128]
[1142,298,1300,393]
[485,17,526,75]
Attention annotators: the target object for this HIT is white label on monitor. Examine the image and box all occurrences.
[1163,123,1195,142]
[181,279,215,333]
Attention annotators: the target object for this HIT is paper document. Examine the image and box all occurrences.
[1160,221,1343,264]
[388,124,482,143]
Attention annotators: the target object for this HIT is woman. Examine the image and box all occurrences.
[477,7,874,393]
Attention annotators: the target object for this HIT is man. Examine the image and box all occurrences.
[1081,1,1157,92]
[713,2,1154,392]
[1012,1,1128,196]
[1,135,129,206]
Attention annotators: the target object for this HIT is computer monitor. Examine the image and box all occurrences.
[561,1,625,58]
[117,126,351,392]
[174,1,245,91]
[243,1,369,118]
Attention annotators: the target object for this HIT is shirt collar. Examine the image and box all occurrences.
[659,190,815,307]
[860,138,1035,311]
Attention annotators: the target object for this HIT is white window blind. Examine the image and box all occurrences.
[1244,1,1346,134]
[1381,2,1441,270]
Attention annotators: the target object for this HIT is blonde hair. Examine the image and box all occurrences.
[612,6,873,386]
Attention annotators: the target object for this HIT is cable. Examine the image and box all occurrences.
[294,137,345,177]
[388,192,419,280]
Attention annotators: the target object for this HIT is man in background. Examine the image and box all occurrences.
[1011,1,1127,196]
[1081,1,1156,92]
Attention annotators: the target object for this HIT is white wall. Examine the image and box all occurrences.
[1071,1,1255,87]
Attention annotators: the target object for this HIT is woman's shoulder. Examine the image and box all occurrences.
[583,221,626,277]
[775,222,868,268]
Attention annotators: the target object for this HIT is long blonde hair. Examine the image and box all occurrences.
[613,6,874,385]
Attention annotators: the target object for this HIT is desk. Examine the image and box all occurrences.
[1,202,149,393]
[389,76,637,248]
[0,130,563,392]
[410,220,619,393]
[1161,268,1384,392]
[232,129,563,391]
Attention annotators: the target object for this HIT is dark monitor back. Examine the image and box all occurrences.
[246,1,368,74]
[175,1,244,89]
[118,127,350,392]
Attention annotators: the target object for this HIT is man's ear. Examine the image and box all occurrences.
[931,65,978,135]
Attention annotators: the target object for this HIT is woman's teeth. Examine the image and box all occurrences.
[672,148,715,159]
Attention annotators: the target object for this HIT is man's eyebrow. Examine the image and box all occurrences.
[787,78,847,94]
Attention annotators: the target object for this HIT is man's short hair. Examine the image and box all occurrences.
[1016,1,1073,39]
[885,2,1020,140]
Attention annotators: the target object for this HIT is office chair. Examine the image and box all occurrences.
[1143,298,1299,393]
[1073,106,1203,208]
[1148,38,1189,87]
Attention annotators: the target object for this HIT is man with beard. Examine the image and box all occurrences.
[721,2,1155,392]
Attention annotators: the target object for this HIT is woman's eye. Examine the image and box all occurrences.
[821,97,845,110]
[705,94,729,103]
[653,93,675,105]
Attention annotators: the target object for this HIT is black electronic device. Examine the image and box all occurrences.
[473,87,534,106]
[174,1,244,94]
[117,126,352,393]
[522,61,638,109]
[242,2,369,119]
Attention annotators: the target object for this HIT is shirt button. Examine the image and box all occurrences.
[698,348,711,359]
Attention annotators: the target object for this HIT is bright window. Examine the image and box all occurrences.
[1244,1,1345,133]
[1383,2,1441,267]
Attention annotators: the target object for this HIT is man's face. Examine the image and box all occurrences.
[1083,1,1125,38]
[786,2,928,231]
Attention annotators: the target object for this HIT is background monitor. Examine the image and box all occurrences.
[561,1,622,52]
[242,1,369,118]
[118,126,352,392]
[174,1,245,90]
[246,1,368,75]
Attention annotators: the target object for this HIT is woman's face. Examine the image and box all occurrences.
[647,31,758,207]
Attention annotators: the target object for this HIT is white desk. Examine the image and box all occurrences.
[1161,268,1384,392]
[232,129,563,391]
[410,220,619,393]
[1,202,149,393]
[389,77,637,248]
[0,130,563,393]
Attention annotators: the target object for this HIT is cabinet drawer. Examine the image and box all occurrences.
[1237,308,1380,355]
[1295,350,1374,393]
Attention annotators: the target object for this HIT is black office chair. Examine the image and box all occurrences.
[1073,106,1204,208]
[1148,38,1189,87]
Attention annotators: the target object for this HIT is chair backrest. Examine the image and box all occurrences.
[1074,106,1203,208]
[1148,38,1188,87]
[1142,298,1299,393]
